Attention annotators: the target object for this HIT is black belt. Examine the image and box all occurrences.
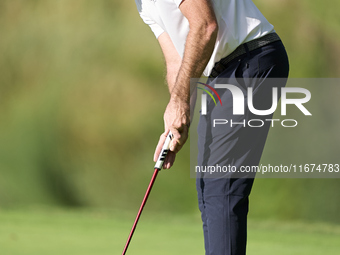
[209,32,281,78]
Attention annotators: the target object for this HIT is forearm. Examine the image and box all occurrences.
[157,32,182,93]
[166,61,181,93]
[162,30,217,97]
[171,12,218,104]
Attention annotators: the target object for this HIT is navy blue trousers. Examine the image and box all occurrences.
[196,40,289,255]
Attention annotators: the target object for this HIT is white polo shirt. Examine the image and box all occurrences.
[135,0,274,76]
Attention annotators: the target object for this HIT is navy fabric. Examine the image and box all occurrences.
[196,40,289,255]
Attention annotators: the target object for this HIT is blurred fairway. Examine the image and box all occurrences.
[1,1,340,253]
[0,207,339,255]
[1,0,340,241]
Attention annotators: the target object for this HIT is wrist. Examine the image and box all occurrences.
[170,93,190,107]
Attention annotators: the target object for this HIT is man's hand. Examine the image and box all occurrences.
[164,96,190,153]
[153,97,190,169]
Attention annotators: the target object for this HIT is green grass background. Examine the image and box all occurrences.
[0,0,340,253]
[1,208,340,255]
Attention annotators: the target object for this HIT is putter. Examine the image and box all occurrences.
[122,131,173,255]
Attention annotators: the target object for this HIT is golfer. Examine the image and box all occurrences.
[135,0,289,254]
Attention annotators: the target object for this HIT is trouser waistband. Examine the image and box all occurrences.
[209,32,281,78]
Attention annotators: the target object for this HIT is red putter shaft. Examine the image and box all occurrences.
[122,131,173,255]
[122,168,159,255]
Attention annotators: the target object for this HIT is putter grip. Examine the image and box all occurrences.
[154,131,173,170]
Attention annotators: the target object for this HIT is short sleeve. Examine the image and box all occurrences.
[135,0,165,38]
[173,0,184,7]
[139,12,164,38]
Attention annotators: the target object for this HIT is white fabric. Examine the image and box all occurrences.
[135,0,275,76]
